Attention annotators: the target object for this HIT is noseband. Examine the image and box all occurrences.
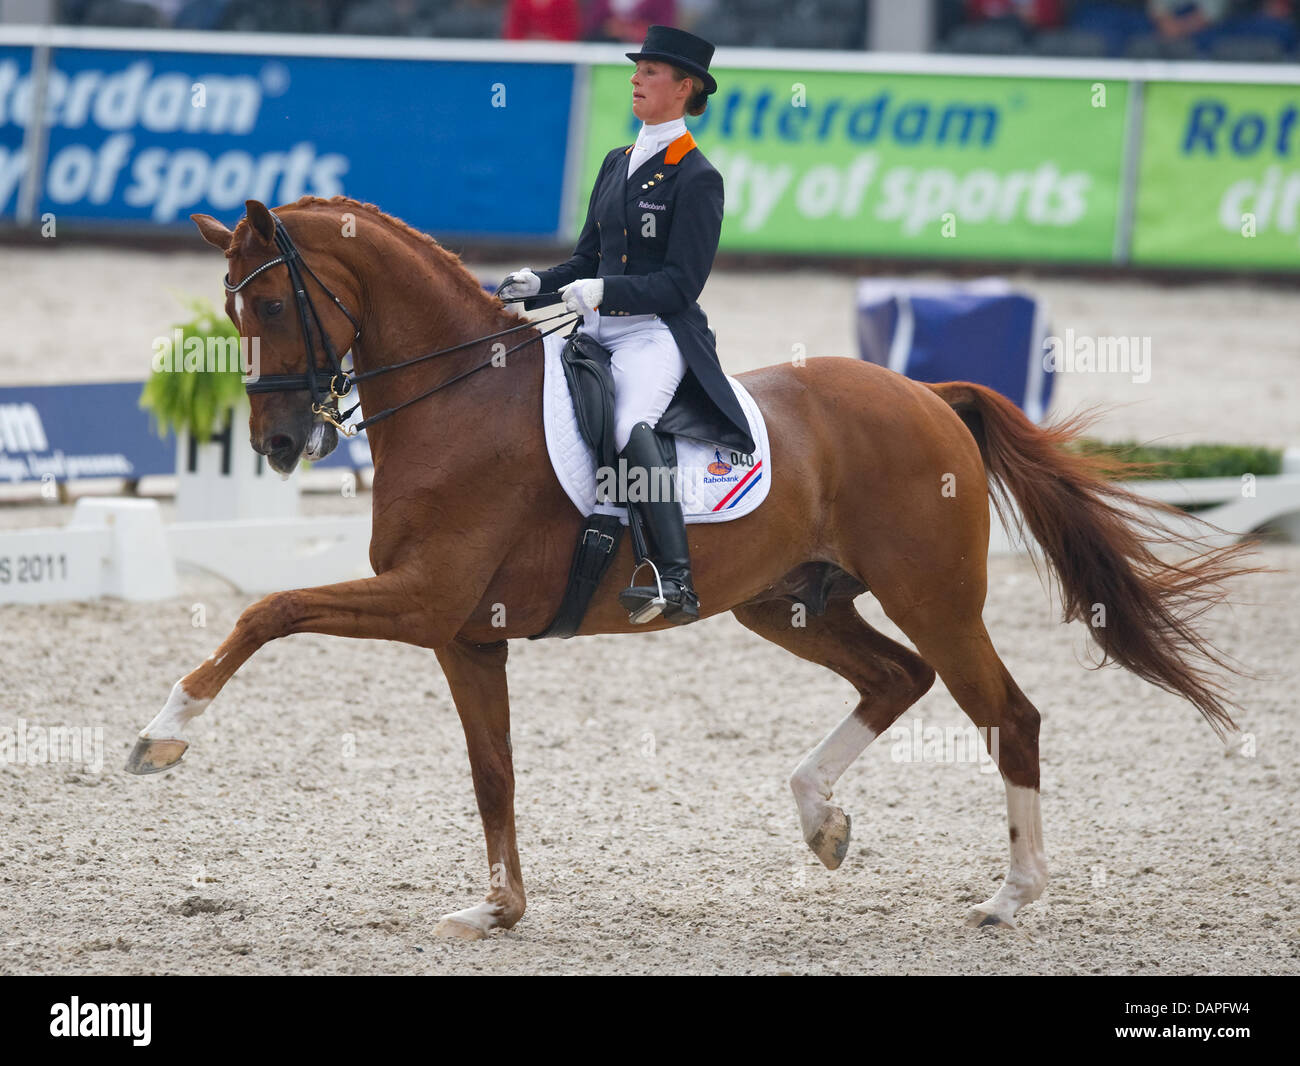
[223,210,576,436]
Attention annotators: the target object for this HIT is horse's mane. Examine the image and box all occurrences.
[231,194,531,326]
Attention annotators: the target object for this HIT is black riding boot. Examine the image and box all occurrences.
[616,421,700,625]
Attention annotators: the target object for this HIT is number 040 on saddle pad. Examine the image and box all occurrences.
[541,328,771,522]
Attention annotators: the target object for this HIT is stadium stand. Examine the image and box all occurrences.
[31,0,1300,56]
[940,0,1300,60]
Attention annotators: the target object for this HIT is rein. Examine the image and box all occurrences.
[223,211,578,436]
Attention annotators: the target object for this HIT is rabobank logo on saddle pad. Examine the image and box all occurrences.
[0,48,572,233]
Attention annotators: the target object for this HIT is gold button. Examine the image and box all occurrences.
[623,228,627,235]
[621,254,627,262]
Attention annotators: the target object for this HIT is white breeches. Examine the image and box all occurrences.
[579,307,687,451]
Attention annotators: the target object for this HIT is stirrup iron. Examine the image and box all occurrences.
[623,558,667,624]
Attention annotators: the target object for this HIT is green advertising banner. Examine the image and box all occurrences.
[579,65,1128,262]
[1134,81,1300,268]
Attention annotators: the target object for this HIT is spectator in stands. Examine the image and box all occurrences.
[503,0,581,40]
[674,0,716,32]
[127,0,184,22]
[1147,0,1230,38]
[1233,0,1299,41]
[174,0,231,29]
[584,0,677,44]
[964,0,1065,31]
[71,0,170,25]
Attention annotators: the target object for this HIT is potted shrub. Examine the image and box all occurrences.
[1073,439,1284,486]
[990,437,1299,555]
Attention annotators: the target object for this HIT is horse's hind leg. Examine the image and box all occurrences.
[881,594,1048,929]
[732,597,935,869]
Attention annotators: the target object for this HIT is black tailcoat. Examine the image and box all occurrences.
[526,131,755,455]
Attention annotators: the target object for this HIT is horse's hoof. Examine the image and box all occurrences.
[806,806,851,870]
[965,906,1016,930]
[433,916,488,941]
[124,737,188,775]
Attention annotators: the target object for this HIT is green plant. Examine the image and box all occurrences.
[139,295,246,441]
[1073,438,1283,480]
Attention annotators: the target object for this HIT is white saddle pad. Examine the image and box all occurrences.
[541,330,771,524]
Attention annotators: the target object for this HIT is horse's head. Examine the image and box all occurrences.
[191,199,358,475]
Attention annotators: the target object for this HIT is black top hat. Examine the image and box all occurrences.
[626,25,718,97]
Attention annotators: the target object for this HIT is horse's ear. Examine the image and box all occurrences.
[244,199,277,246]
[191,213,233,252]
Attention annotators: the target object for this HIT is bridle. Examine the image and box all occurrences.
[223,210,578,437]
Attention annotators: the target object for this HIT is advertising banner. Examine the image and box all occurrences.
[0,382,171,483]
[582,65,1128,262]
[0,381,371,484]
[0,45,32,221]
[1133,80,1300,268]
[0,47,572,236]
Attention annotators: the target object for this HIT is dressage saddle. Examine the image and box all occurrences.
[528,325,743,640]
[560,324,747,471]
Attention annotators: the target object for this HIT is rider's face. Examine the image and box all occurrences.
[630,60,689,124]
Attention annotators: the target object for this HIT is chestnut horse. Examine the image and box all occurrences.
[126,196,1254,939]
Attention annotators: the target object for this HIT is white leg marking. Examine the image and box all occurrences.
[972,782,1048,926]
[1222,727,1249,757]
[789,711,877,842]
[139,680,211,742]
[437,900,502,935]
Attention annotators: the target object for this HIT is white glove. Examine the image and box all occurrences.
[498,268,540,299]
[560,278,604,315]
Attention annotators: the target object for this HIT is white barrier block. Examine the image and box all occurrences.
[68,498,179,601]
[166,516,373,593]
[0,524,111,604]
[0,498,177,604]
[988,472,1300,556]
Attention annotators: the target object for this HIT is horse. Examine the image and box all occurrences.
[125,195,1257,940]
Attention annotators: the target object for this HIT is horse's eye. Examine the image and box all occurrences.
[264,299,283,316]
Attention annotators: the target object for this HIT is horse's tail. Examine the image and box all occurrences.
[928,381,1260,737]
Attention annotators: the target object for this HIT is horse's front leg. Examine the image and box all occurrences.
[125,569,456,774]
[431,637,525,940]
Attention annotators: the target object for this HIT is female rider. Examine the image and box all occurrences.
[499,25,753,625]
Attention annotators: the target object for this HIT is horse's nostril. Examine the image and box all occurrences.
[268,434,294,454]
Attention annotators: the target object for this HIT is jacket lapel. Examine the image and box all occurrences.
[624,131,696,208]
